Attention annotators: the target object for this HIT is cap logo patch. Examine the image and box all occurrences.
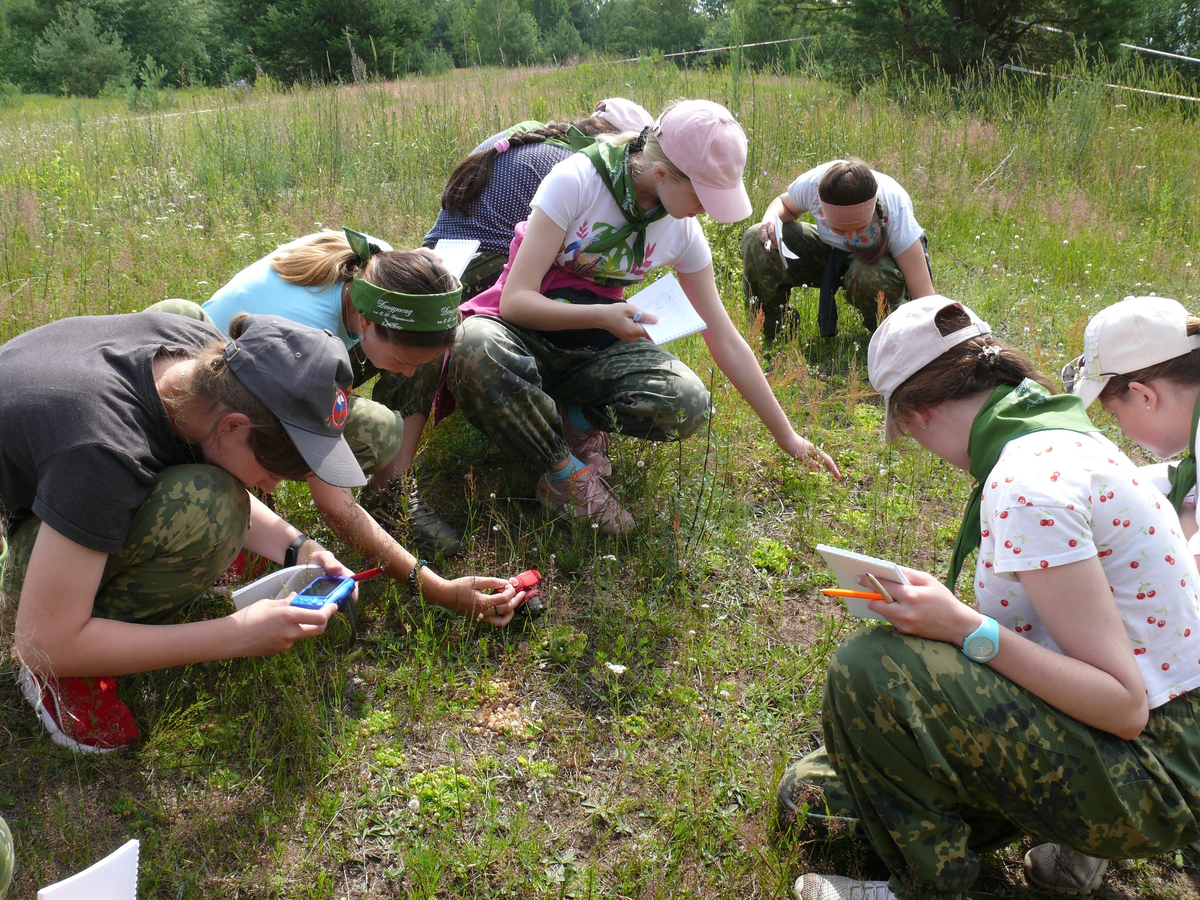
[329,387,350,429]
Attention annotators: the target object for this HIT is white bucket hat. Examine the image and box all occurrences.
[1065,296,1200,408]
[867,295,992,441]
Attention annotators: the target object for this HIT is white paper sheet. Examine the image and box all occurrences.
[769,211,799,270]
[432,239,480,280]
[39,839,139,900]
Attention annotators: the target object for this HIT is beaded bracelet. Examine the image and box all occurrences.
[408,559,428,598]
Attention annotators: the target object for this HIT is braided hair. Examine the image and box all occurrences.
[440,117,617,215]
[819,158,890,267]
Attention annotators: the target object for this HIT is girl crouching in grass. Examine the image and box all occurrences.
[780,296,1200,900]
[1065,295,1200,569]
[148,229,524,625]
[446,99,840,535]
[743,158,934,341]
[1,311,521,753]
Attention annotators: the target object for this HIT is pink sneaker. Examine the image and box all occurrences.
[19,668,140,754]
[536,466,633,534]
[559,409,612,477]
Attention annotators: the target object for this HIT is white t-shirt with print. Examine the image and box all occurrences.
[976,430,1200,709]
[530,153,713,286]
[786,160,924,257]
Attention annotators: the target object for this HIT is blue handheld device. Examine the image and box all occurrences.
[291,575,355,611]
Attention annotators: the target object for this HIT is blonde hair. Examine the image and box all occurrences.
[597,102,691,186]
[268,231,459,350]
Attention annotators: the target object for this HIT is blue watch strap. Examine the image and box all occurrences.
[962,614,1001,663]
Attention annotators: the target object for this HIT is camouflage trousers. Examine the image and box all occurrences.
[741,222,907,340]
[448,315,712,471]
[144,299,404,475]
[4,466,249,624]
[373,249,511,418]
[778,626,1200,900]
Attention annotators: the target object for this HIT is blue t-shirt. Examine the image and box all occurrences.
[424,131,573,255]
[203,257,358,350]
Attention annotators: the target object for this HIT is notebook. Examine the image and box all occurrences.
[815,544,910,621]
[629,273,707,346]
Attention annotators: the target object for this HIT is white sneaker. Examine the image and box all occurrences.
[1023,843,1108,895]
[794,874,898,900]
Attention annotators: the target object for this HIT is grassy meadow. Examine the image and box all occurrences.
[1,57,1200,899]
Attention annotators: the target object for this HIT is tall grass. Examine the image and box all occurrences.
[1,57,1198,899]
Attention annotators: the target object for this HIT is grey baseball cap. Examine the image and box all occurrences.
[223,316,366,488]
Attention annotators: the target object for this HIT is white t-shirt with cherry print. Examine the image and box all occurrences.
[976,429,1200,709]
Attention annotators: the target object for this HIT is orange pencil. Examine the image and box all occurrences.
[822,588,886,601]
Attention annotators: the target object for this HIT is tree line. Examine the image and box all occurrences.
[0,0,1196,98]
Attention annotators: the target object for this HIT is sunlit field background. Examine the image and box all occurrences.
[1,58,1198,898]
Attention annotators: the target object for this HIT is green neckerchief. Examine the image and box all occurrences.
[343,227,462,332]
[544,125,596,153]
[945,379,1100,591]
[500,120,545,139]
[1166,391,1200,512]
[579,138,666,268]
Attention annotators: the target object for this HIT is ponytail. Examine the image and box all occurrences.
[888,307,1056,430]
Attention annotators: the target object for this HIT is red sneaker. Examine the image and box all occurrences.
[18,669,140,754]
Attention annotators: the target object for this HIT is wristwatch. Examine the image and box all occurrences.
[962,614,1000,663]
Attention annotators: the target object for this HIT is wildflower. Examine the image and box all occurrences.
[700,603,710,609]
[636,460,645,468]
[602,554,617,561]
[605,662,627,676]
[408,798,420,812]
[492,524,502,532]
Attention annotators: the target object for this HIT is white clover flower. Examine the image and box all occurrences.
[602,554,617,561]
[605,662,627,675]
[408,798,420,811]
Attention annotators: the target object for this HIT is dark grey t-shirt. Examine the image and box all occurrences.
[0,312,222,553]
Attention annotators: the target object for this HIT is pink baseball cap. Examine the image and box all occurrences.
[654,100,751,223]
[595,98,653,134]
[867,295,992,441]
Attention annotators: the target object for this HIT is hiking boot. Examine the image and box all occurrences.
[363,480,464,556]
[794,875,897,900]
[536,466,633,535]
[18,668,139,754]
[559,407,612,477]
[1023,843,1108,895]
[408,485,464,555]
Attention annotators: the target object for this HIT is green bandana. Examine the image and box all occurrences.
[350,278,461,332]
[1166,391,1200,512]
[945,379,1100,590]
[579,138,667,268]
[545,125,598,153]
[343,226,462,332]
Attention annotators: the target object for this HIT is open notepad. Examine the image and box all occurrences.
[815,544,909,622]
[628,273,707,346]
